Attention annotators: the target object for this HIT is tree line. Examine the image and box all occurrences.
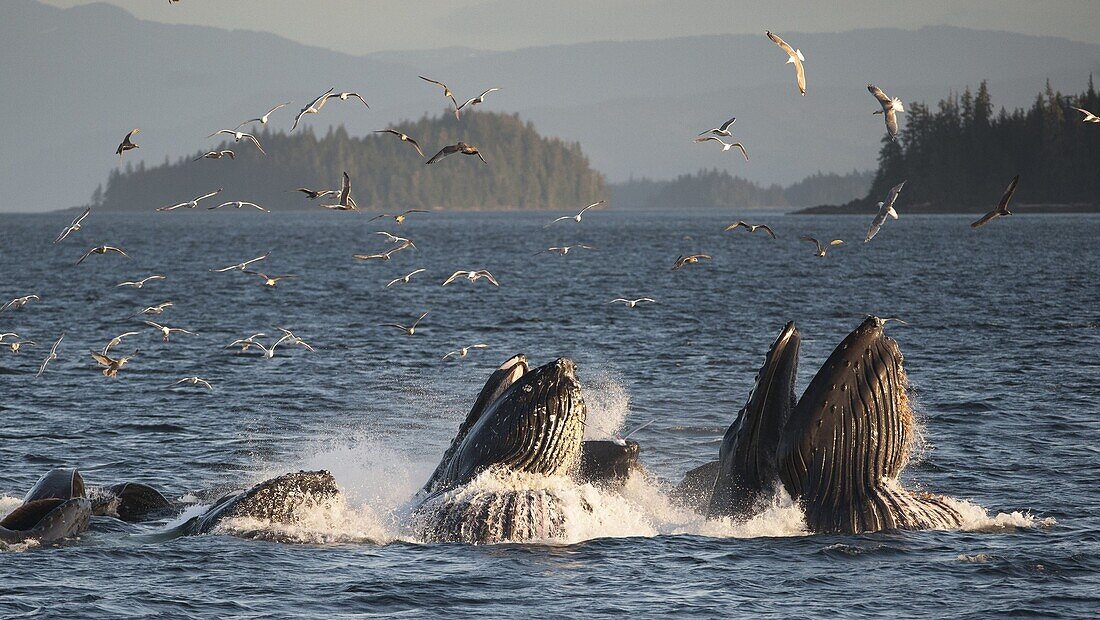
[610,169,873,208]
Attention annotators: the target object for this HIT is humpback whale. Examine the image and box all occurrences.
[703,317,963,534]
[180,470,341,536]
[1,469,92,544]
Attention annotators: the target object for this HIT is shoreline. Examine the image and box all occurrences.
[792,202,1100,215]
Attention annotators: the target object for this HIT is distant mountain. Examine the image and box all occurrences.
[3,0,1100,210]
[611,169,873,209]
[97,111,604,211]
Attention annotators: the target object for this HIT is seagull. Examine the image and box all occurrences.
[800,236,845,257]
[5,340,35,353]
[698,116,737,138]
[291,88,335,131]
[368,210,428,225]
[1,295,40,312]
[457,88,501,114]
[766,31,806,96]
[320,172,357,210]
[868,84,905,141]
[324,91,369,108]
[247,339,285,359]
[293,187,339,200]
[724,221,776,238]
[693,136,749,161]
[608,298,656,308]
[210,253,269,272]
[547,201,606,225]
[1071,107,1100,123]
[380,311,429,336]
[374,129,426,157]
[234,102,291,129]
[442,270,499,286]
[672,254,712,270]
[207,129,266,155]
[418,76,460,117]
[130,302,172,317]
[227,333,266,352]
[143,320,195,342]
[158,189,222,211]
[353,239,415,261]
[274,327,314,352]
[386,268,426,287]
[375,231,412,244]
[425,142,487,165]
[116,275,166,288]
[534,244,596,256]
[971,175,1021,229]
[55,207,90,243]
[243,270,295,287]
[76,245,129,265]
[35,333,64,379]
[442,344,489,360]
[194,150,235,161]
[172,377,214,391]
[90,350,135,378]
[102,331,141,355]
[210,200,268,212]
[116,129,140,160]
[865,181,906,242]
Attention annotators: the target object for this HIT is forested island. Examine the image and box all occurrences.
[798,78,1100,215]
[609,169,873,209]
[92,111,605,211]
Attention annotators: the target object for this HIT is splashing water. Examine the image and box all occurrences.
[581,369,632,440]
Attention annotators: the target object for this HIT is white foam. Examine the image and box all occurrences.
[0,495,21,520]
[581,370,631,440]
[946,497,1056,532]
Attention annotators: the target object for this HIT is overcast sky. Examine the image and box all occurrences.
[42,0,1100,54]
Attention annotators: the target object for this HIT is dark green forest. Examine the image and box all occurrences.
[844,77,1100,212]
[94,111,605,211]
[611,169,873,208]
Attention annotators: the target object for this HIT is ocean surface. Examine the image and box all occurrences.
[1,209,1098,618]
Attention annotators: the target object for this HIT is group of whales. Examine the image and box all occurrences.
[3,316,966,545]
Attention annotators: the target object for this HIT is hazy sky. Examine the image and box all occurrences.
[42,0,1100,54]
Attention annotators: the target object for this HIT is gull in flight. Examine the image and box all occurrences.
[227,333,266,352]
[425,142,487,165]
[294,187,339,200]
[374,129,425,157]
[326,91,369,108]
[418,76,460,117]
[766,31,806,96]
[375,231,412,244]
[5,339,35,353]
[368,209,428,225]
[207,129,266,155]
[320,172,358,210]
[210,253,269,272]
[116,275,165,288]
[971,175,1021,229]
[534,244,596,256]
[102,331,141,355]
[210,200,269,212]
[235,102,291,130]
[1071,107,1100,123]
[353,239,415,261]
[724,221,776,238]
[55,207,90,243]
[194,150,234,161]
[172,377,214,391]
[387,268,426,287]
[547,201,606,226]
[90,350,135,378]
[865,181,906,242]
[130,302,172,317]
[116,129,140,161]
[672,254,712,270]
[698,116,737,138]
[800,236,845,257]
[76,245,129,265]
[243,270,295,287]
[442,344,489,360]
[868,84,905,141]
[143,320,195,342]
[693,136,749,161]
[443,270,499,286]
[608,298,656,308]
[158,189,222,211]
[35,333,64,379]
[1,295,40,312]
[291,87,334,131]
[457,88,501,115]
[274,327,314,352]
[380,311,429,336]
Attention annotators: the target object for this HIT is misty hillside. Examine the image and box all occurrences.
[2,0,1099,210]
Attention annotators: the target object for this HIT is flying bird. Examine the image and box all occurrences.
[158,189,222,211]
[865,181,906,242]
[534,244,596,256]
[608,298,656,308]
[274,327,314,352]
[90,350,135,378]
[235,102,291,129]
[35,333,64,379]
[374,129,425,157]
[210,200,268,212]
[698,116,737,138]
[243,270,295,287]
[76,245,129,265]
[102,331,141,355]
[172,377,214,391]
[194,150,235,161]
[207,129,266,155]
[143,320,195,342]
[425,142,487,165]
[320,172,357,210]
[226,333,266,352]
[292,87,335,131]
[457,88,501,114]
[116,129,140,160]
[325,91,369,108]
[724,221,776,238]
[380,311,429,336]
[442,344,489,360]
[766,31,806,96]
[130,302,172,317]
[1071,107,1100,123]
[693,136,749,161]
[971,175,1021,229]
[293,187,339,200]
[5,340,35,353]
[672,254,712,270]
[868,84,905,141]
[418,76,460,117]
[386,268,427,287]
[375,231,412,244]
[1,295,40,312]
[116,275,166,288]
[55,207,90,243]
[368,209,428,225]
[210,253,269,272]
[547,201,606,226]
[442,270,499,286]
[801,236,845,257]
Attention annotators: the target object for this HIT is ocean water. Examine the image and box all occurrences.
[1,209,1097,618]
